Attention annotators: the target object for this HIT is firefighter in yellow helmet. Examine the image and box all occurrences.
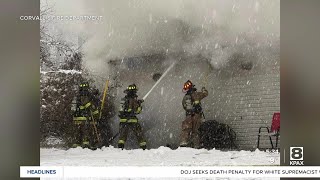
[180,80,208,148]
[118,84,147,150]
[71,82,100,148]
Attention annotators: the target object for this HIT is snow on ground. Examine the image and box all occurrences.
[41,146,279,166]
[41,146,279,180]
[40,69,82,75]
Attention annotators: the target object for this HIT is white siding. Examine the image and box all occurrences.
[110,55,280,150]
[204,58,280,149]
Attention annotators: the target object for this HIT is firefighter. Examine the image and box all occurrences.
[180,80,208,148]
[71,82,100,148]
[118,84,147,150]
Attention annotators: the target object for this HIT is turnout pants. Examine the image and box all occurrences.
[118,122,146,149]
[180,113,202,148]
[73,121,90,147]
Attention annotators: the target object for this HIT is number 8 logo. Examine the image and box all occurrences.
[290,147,303,160]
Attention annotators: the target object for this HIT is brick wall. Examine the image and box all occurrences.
[203,57,280,149]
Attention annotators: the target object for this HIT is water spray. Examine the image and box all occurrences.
[142,62,176,101]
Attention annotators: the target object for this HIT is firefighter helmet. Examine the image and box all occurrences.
[124,84,138,94]
[183,80,193,92]
[79,82,89,96]
[79,82,89,88]
[127,84,138,91]
[79,82,90,93]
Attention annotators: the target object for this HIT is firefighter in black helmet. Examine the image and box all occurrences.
[118,84,147,150]
[71,82,100,148]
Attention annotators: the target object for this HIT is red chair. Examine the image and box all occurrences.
[257,112,280,149]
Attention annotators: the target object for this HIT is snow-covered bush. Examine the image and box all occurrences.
[40,66,82,146]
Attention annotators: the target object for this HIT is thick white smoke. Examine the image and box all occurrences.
[48,0,279,71]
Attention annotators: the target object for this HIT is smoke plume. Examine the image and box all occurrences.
[48,0,279,71]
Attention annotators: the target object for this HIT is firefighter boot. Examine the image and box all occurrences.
[141,145,146,150]
[72,144,80,148]
[139,141,147,150]
[81,140,90,149]
[118,143,124,150]
[118,139,125,150]
[179,141,189,147]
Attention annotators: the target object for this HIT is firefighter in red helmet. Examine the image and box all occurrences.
[180,80,208,148]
